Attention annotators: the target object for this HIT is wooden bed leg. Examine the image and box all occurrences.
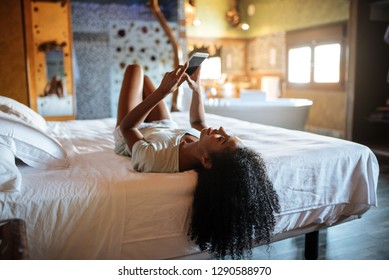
[304,231,319,260]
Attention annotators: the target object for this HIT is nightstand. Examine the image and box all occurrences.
[0,219,29,259]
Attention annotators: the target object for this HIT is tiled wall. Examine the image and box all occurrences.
[71,1,182,119]
[109,20,178,117]
[247,32,285,74]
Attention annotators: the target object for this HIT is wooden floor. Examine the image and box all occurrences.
[251,169,389,260]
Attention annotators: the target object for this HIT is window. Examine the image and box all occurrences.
[200,56,222,80]
[286,22,347,90]
[313,43,341,83]
[288,47,311,83]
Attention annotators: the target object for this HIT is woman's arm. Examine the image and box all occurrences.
[120,64,188,150]
[186,67,207,131]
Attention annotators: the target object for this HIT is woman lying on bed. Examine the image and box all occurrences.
[114,62,280,259]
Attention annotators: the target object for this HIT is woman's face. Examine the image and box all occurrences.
[198,127,242,155]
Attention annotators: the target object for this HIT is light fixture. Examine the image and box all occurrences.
[185,0,201,26]
[247,4,255,17]
[226,0,250,30]
[240,22,250,30]
[192,18,201,26]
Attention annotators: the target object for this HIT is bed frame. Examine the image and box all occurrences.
[173,215,358,260]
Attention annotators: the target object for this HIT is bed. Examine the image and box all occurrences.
[0,96,379,260]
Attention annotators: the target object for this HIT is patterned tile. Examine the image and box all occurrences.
[71,1,180,119]
[109,20,178,117]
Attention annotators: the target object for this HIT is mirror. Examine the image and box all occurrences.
[37,41,72,116]
[44,49,65,98]
[46,50,64,83]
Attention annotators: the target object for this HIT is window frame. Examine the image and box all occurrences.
[286,21,348,91]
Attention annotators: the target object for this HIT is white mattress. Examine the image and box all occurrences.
[0,112,379,259]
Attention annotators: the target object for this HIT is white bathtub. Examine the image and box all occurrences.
[204,98,313,131]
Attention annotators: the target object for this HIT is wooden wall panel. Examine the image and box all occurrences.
[0,0,29,105]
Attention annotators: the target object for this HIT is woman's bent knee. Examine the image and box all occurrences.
[125,64,142,74]
[123,64,143,81]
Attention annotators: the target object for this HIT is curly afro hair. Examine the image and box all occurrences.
[188,146,280,259]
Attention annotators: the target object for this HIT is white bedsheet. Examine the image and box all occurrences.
[0,113,379,259]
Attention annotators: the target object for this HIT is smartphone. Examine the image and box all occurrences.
[185,52,209,75]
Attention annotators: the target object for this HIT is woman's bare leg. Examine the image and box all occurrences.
[143,75,171,122]
[116,64,172,127]
[116,64,144,127]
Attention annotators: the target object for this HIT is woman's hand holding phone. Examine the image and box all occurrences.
[185,52,209,75]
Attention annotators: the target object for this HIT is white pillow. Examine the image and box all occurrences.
[0,95,47,131]
[0,144,22,192]
[0,112,69,170]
